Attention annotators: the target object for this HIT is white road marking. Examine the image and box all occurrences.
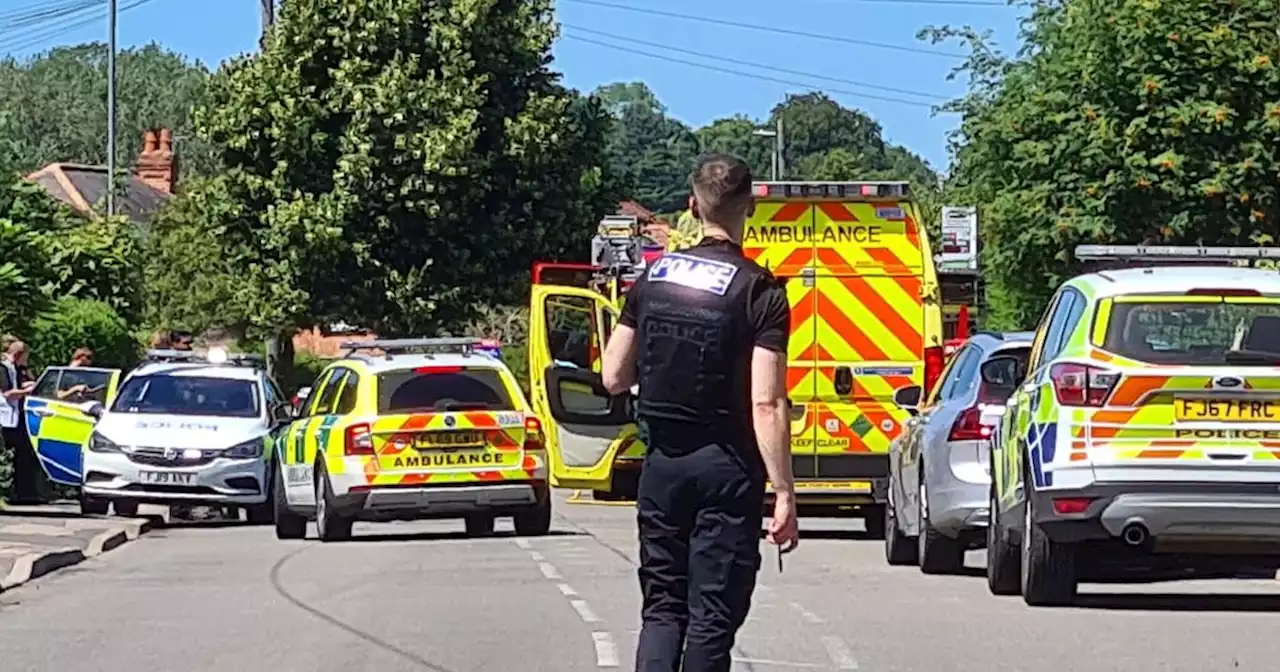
[514,538,531,549]
[593,631,620,668]
[733,658,826,669]
[788,601,825,624]
[821,636,860,670]
[538,562,562,580]
[557,583,579,597]
[570,599,602,623]
[529,550,545,561]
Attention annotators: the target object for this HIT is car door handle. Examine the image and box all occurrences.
[30,407,54,417]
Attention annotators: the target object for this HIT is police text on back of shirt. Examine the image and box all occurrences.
[647,254,739,296]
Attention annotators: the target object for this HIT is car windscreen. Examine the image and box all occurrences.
[111,375,260,418]
[377,367,515,413]
[1101,298,1280,365]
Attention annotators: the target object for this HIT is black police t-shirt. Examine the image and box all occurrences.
[619,238,790,444]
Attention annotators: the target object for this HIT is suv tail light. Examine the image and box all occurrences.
[523,417,545,451]
[948,406,993,441]
[923,346,945,397]
[1050,363,1119,407]
[345,423,375,455]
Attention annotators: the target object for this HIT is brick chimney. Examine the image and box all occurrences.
[136,128,176,194]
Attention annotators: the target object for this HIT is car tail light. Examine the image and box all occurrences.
[1186,288,1260,297]
[523,417,544,451]
[948,406,993,441]
[923,346,945,396]
[1050,363,1119,407]
[414,366,463,374]
[345,423,375,455]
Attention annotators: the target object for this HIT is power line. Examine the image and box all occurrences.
[790,0,1007,5]
[4,0,155,55]
[0,0,97,35]
[0,0,92,22]
[559,0,966,58]
[563,23,946,101]
[562,34,942,109]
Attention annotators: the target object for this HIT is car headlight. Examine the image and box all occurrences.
[224,438,264,459]
[88,433,120,453]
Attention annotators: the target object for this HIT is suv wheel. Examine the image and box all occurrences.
[1020,491,1078,606]
[273,467,306,539]
[112,499,139,517]
[918,480,965,575]
[986,485,1020,595]
[314,464,353,542]
[884,489,918,566]
[80,494,109,516]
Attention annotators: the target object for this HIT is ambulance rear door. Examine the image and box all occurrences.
[743,197,819,480]
[804,183,926,488]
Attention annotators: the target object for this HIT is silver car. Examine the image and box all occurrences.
[884,332,1033,573]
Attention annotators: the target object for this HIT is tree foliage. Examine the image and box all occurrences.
[149,0,623,340]
[28,297,139,370]
[0,43,218,177]
[941,0,1280,329]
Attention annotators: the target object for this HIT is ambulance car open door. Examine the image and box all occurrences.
[529,284,630,491]
[24,366,122,486]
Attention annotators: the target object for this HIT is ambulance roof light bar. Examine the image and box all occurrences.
[752,181,910,200]
[339,337,496,360]
[1075,245,1280,263]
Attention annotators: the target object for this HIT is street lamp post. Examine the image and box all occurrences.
[106,0,117,216]
[752,118,784,181]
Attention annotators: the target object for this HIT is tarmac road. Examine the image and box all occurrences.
[2,490,1280,672]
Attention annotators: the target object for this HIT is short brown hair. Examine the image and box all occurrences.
[73,347,94,361]
[690,153,754,225]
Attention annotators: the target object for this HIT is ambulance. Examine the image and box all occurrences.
[530,182,945,536]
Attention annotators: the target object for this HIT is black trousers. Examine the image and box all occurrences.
[3,426,40,502]
[634,442,765,672]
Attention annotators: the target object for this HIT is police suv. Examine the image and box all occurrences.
[77,348,291,520]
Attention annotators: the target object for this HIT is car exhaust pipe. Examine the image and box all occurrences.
[1122,522,1149,547]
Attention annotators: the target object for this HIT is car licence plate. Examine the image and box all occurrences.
[139,470,197,486]
[415,431,484,449]
[1174,398,1280,422]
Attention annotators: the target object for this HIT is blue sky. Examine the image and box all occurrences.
[5,0,1024,172]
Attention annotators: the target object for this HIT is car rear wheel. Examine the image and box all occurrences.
[1020,490,1078,606]
[112,499,139,517]
[985,485,1020,595]
[314,465,353,542]
[80,494,109,516]
[862,505,887,540]
[918,480,965,575]
[273,467,306,540]
[884,491,918,566]
[514,494,553,537]
[465,513,496,537]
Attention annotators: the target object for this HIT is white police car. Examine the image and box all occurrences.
[78,348,293,520]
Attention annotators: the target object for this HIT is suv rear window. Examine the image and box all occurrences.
[1101,298,1280,365]
[377,367,515,413]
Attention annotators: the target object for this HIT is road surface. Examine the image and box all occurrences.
[2,491,1279,671]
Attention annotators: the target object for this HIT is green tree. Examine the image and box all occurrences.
[696,115,775,179]
[28,297,140,370]
[595,81,699,212]
[155,0,622,349]
[940,0,1280,329]
[0,178,74,332]
[0,43,217,178]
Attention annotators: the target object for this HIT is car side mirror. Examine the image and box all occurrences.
[78,401,104,420]
[291,387,312,418]
[980,355,1026,388]
[546,366,630,426]
[893,385,922,415]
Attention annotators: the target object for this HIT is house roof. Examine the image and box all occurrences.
[25,163,170,225]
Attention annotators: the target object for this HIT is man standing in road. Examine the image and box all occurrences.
[601,154,799,671]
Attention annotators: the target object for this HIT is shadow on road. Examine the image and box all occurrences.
[348,529,587,544]
[774,528,878,542]
[1074,592,1280,612]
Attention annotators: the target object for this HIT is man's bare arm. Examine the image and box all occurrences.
[751,346,793,494]
[601,324,638,395]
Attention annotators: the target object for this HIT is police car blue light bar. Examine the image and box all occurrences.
[751,181,910,200]
[1075,245,1280,262]
[143,348,264,367]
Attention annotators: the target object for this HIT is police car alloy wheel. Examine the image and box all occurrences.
[985,486,1019,595]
